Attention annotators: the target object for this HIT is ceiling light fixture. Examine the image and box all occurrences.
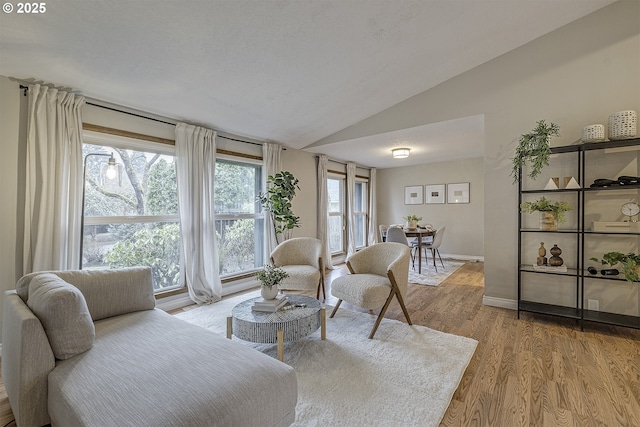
[392,148,410,159]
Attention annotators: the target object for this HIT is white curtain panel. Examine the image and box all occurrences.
[368,168,378,245]
[262,142,282,261]
[346,162,357,258]
[175,123,222,304]
[316,155,334,269]
[23,84,85,274]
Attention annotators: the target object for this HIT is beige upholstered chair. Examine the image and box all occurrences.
[329,242,412,339]
[378,224,388,242]
[270,237,325,300]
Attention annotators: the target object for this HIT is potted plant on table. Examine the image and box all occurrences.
[520,197,572,231]
[403,215,422,230]
[256,264,289,300]
[511,120,561,183]
[590,252,640,282]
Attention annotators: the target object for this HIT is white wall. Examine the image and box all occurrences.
[377,157,484,258]
[313,1,640,305]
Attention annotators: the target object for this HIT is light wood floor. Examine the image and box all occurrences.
[1,262,639,426]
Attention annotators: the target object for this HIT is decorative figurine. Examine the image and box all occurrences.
[548,244,563,267]
[537,242,547,266]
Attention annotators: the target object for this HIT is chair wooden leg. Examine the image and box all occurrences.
[369,292,395,339]
[329,299,342,318]
[394,288,412,326]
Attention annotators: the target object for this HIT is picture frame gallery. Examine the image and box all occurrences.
[405,183,470,204]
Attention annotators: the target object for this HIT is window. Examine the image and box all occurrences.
[214,157,264,277]
[81,142,181,292]
[354,180,368,248]
[327,177,345,254]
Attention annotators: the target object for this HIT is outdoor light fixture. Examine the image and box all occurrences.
[392,148,410,159]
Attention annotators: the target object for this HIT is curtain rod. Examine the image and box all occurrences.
[316,155,371,170]
[18,83,268,148]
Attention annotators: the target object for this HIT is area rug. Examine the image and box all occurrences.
[408,259,465,286]
[175,291,478,427]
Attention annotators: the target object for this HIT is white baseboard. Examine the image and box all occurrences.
[156,293,194,312]
[440,253,484,262]
[482,295,517,310]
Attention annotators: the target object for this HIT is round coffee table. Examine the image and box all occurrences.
[226,294,326,362]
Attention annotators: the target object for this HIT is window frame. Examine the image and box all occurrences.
[81,132,182,293]
[327,175,346,255]
[353,179,368,249]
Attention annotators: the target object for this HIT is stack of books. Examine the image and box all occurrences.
[252,295,289,312]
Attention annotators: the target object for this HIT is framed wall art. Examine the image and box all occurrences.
[447,182,470,204]
[404,185,423,205]
[425,184,445,204]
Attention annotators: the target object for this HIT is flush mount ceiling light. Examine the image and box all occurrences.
[392,148,410,159]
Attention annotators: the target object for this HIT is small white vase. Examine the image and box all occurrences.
[261,285,279,300]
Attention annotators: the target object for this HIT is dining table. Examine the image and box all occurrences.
[382,227,435,274]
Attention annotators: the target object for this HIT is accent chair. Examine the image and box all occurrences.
[270,237,326,301]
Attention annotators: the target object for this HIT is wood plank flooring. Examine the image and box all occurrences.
[1,261,638,426]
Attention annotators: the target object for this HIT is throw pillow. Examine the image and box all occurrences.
[27,273,95,360]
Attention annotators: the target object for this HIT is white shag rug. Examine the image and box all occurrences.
[408,259,465,286]
[174,291,478,427]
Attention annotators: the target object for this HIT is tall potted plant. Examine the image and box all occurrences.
[511,120,560,183]
[257,171,301,243]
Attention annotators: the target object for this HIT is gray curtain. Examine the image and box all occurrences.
[345,162,357,258]
[368,168,378,244]
[175,123,222,304]
[23,84,85,274]
[263,142,282,260]
[317,155,334,269]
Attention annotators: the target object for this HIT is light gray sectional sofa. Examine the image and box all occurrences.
[2,267,297,427]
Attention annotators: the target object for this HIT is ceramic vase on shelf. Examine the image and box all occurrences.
[539,212,558,231]
[261,285,279,300]
[548,244,563,266]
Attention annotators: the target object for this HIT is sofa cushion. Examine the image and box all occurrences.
[27,274,95,360]
[18,267,155,321]
[48,309,298,427]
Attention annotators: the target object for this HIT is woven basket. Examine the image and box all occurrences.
[608,110,637,140]
[582,124,605,142]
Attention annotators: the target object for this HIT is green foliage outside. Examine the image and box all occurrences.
[104,224,181,289]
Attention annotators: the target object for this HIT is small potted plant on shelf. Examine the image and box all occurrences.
[256,264,289,300]
[590,252,640,282]
[520,197,572,231]
[511,120,561,183]
[403,215,422,230]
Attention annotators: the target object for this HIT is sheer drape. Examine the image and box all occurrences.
[345,162,357,258]
[368,168,378,244]
[263,142,282,260]
[175,123,222,304]
[317,155,334,269]
[23,84,85,274]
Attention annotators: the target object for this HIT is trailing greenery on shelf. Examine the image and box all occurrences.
[511,120,561,183]
[256,264,289,289]
[520,197,572,224]
[590,252,640,282]
[257,171,300,243]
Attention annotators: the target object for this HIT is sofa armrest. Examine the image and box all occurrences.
[2,290,55,427]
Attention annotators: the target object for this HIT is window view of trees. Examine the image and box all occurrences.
[82,143,265,290]
[81,144,181,290]
[214,159,264,276]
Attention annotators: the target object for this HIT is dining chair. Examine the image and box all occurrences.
[423,226,446,272]
[378,224,388,242]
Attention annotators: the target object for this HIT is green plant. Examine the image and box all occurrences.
[590,252,640,282]
[511,120,561,183]
[257,171,301,243]
[255,264,289,288]
[520,197,572,224]
[403,215,422,222]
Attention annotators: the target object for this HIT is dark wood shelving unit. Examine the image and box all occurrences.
[518,137,640,331]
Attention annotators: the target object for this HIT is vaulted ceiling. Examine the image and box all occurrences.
[0,0,616,167]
